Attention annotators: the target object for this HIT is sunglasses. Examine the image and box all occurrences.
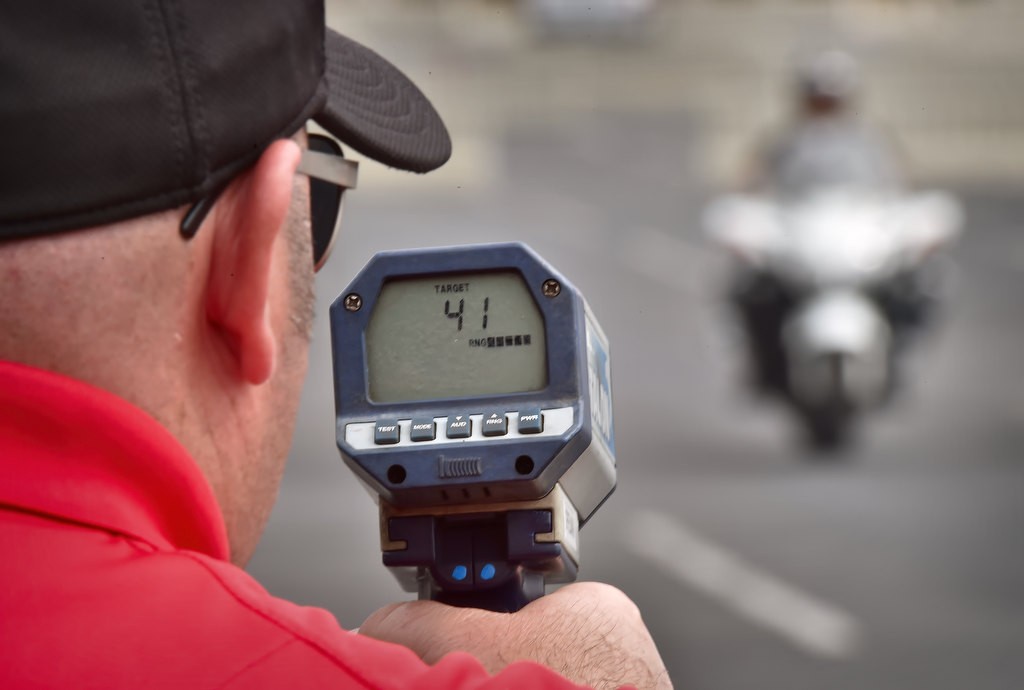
[179,133,358,272]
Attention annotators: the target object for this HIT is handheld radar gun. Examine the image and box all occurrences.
[330,243,615,612]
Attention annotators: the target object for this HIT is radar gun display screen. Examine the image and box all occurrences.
[366,271,548,402]
[329,243,616,612]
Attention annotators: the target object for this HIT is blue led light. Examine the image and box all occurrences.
[452,565,468,581]
[480,563,496,581]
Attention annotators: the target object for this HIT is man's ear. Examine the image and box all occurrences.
[205,139,302,385]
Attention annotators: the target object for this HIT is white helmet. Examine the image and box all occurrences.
[798,50,861,102]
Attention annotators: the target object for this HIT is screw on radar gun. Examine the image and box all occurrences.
[330,243,615,612]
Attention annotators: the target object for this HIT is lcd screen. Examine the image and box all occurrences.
[366,271,548,402]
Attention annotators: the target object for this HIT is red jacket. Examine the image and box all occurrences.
[0,361,585,689]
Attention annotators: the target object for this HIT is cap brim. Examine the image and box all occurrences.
[314,30,451,174]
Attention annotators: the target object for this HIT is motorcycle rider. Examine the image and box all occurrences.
[744,50,903,198]
[731,50,928,402]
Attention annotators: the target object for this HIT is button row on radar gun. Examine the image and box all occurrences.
[373,409,544,445]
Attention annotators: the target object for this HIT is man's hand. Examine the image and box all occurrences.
[359,582,671,690]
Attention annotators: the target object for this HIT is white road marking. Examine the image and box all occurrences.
[623,510,863,660]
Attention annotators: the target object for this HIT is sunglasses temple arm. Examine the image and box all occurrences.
[180,148,355,239]
[297,149,359,190]
[180,184,229,238]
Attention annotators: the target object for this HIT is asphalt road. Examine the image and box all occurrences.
[248,4,1024,687]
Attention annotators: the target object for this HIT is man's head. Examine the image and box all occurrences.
[0,1,450,564]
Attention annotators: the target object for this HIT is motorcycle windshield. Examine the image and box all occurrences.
[775,192,901,288]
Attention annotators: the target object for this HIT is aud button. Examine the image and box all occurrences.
[446,415,472,439]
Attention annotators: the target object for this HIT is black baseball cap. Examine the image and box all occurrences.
[0,0,451,241]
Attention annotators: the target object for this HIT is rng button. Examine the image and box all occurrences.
[481,412,508,437]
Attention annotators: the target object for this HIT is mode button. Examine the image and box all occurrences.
[410,418,436,442]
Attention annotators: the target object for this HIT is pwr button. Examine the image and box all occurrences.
[517,409,543,434]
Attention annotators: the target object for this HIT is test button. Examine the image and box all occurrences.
[517,409,543,434]
[373,420,400,445]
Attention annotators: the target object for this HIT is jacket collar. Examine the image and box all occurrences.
[0,360,230,560]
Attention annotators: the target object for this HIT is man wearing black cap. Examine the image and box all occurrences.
[0,1,668,688]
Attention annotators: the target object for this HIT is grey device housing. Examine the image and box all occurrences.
[329,242,617,526]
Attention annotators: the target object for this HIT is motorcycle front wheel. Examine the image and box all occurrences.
[798,403,855,452]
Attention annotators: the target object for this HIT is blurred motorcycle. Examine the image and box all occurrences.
[704,188,962,450]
